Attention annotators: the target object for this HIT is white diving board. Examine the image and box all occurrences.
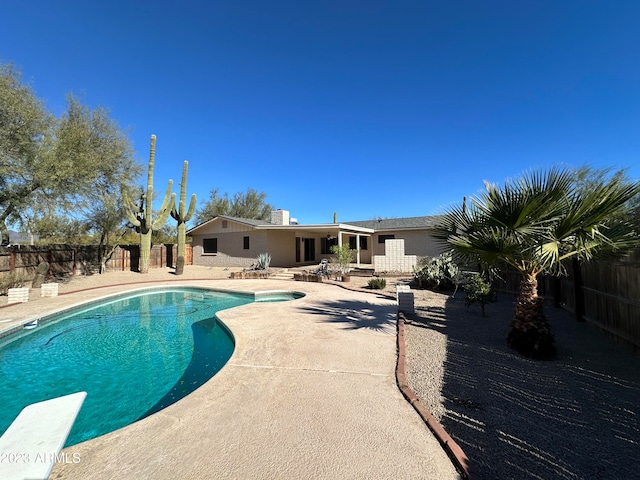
[0,391,86,480]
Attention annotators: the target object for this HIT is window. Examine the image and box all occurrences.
[243,236,250,249]
[349,236,368,250]
[203,238,218,253]
[321,237,338,254]
[222,220,228,229]
[378,234,395,244]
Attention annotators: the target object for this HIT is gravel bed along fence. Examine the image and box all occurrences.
[404,288,640,480]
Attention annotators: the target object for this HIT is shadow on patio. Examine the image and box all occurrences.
[297,297,396,334]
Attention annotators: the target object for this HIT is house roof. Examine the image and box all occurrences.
[187,215,374,235]
[188,214,442,235]
[187,215,271,234]
[345,215,442,231]
[220,216,272,226]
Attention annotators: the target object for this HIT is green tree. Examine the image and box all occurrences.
[434,167,639,360]
[0,64,53,238]
[88,188,138,272]
[574,165,640,227]
[27,212,89,244]
[194,188,273,224]
[330,244,354,276]
[0,63,140,240]
[152,222,177,245]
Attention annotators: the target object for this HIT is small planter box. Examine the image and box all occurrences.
[41,283,59,298]
[8,287,30,304]
[230,270,271,279]
[293,273,326,283]
[396,285,415,314]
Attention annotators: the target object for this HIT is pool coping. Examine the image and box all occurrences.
[0,283,305,343]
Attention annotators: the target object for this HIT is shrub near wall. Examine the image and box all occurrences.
[413,252,460,291]
[0,271,31,295]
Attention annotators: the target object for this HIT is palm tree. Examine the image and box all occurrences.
[434,167,639,359]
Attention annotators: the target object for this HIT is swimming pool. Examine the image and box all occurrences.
[0,287,303,447]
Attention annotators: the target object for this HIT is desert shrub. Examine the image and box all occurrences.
[0,271,31,295]
[367,277,387,289]
[330,244,354,276]
[255,253,272,270]
[413,251,460,291]
[464,273,493,317]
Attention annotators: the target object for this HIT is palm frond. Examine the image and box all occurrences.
[434,166,640,279]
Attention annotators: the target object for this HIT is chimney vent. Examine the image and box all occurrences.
[270,209,290,225]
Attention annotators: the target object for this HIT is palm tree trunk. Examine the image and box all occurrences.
[507,273,556,359]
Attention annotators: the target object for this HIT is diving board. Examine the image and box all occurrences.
[0,391,86,480]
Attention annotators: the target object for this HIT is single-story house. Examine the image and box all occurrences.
[345,216,445,259]
[187,209,445,269]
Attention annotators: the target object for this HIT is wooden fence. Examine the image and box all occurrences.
[495,249,640,352]
[0,244,193,278]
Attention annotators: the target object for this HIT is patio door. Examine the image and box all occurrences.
[303,238,315,262]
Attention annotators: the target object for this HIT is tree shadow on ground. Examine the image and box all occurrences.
[419,294,640,480]
[407,304,448,334]
[297,298,396,334]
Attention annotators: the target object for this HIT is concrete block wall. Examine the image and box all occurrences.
[396,285,415,314]
[41,283,59,298]
[373,239,417,273]
[8,287,29,304]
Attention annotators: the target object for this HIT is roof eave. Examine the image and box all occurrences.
[186,215,266,234]
[254,223,374,233]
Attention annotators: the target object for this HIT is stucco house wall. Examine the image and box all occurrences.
[190,218,270,268]
[265,230,297,267]
[191,229,269,267]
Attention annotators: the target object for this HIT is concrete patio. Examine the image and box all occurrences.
[0,274,460,479]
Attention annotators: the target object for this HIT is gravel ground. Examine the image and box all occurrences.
[344,275,640,480]
[357,277,639,480]
[4,268,639,479]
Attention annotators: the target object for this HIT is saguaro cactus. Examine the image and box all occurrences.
[170,160,196,275]
[124,134,175,273]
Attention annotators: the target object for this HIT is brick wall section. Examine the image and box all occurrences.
[373,239,417,273]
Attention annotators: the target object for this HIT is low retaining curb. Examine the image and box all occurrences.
[397,311,472,479]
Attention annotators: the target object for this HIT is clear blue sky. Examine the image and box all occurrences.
[2,1,639,225]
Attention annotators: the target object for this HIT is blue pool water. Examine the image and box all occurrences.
[0,287,295,446]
